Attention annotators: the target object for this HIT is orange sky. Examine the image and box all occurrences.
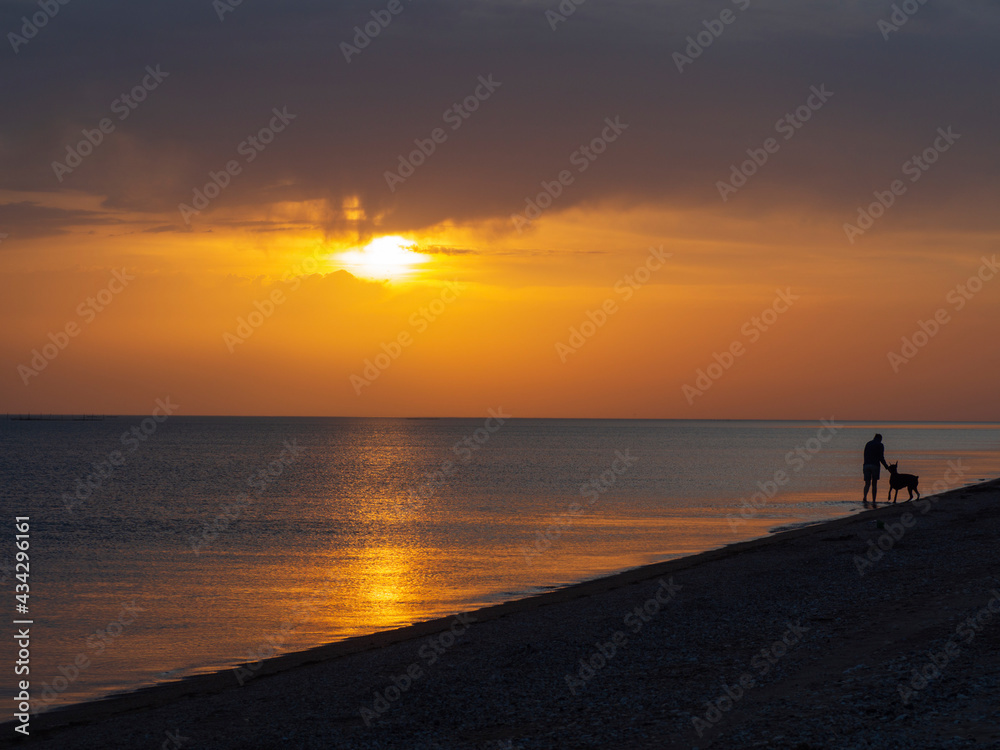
[3,194,997,419]
[2,2,998,419]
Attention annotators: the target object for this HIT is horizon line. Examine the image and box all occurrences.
[3,413,999,424]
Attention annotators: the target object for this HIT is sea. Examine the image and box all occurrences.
[1,417,998,712]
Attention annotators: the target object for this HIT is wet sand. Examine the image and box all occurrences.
[8,479,1000,749]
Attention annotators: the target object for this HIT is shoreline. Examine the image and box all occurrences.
[9,476,1000,747]
[22,501,866,729]
[26,498,861,717]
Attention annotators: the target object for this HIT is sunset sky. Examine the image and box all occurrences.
[2,0,998,419]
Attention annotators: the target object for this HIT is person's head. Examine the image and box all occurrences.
[874,433,882,442]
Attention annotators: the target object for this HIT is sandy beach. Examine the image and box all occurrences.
[8,478,1000,749]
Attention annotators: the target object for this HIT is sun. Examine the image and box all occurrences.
[335,235,427,280]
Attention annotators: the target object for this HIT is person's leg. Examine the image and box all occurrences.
[872,479,878,502]
[863,477,871,501]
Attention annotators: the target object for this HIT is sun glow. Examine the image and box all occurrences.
[335,235,427,280]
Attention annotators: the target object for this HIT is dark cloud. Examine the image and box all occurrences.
[0,201,123,239]
[1,0,998,235]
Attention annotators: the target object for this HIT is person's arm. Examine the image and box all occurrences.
[880,447,890,470]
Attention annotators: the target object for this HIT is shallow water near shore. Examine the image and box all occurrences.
[1,417,997,710]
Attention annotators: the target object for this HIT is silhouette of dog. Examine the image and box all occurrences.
[887,462,920,503]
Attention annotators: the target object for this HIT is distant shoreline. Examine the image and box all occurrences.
[2,414,114,421]
[5,415,1000,423]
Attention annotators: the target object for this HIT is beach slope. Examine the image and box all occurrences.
[9,479,1000,749]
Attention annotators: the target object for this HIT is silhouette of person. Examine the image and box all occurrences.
[862,433,890,504]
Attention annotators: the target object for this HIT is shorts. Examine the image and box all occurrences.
[863,463,880,481]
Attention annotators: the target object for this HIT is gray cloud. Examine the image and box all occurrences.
[0,201,124,239]
[2,0,998,236]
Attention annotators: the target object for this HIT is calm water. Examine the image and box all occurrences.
[1,417,997,710]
